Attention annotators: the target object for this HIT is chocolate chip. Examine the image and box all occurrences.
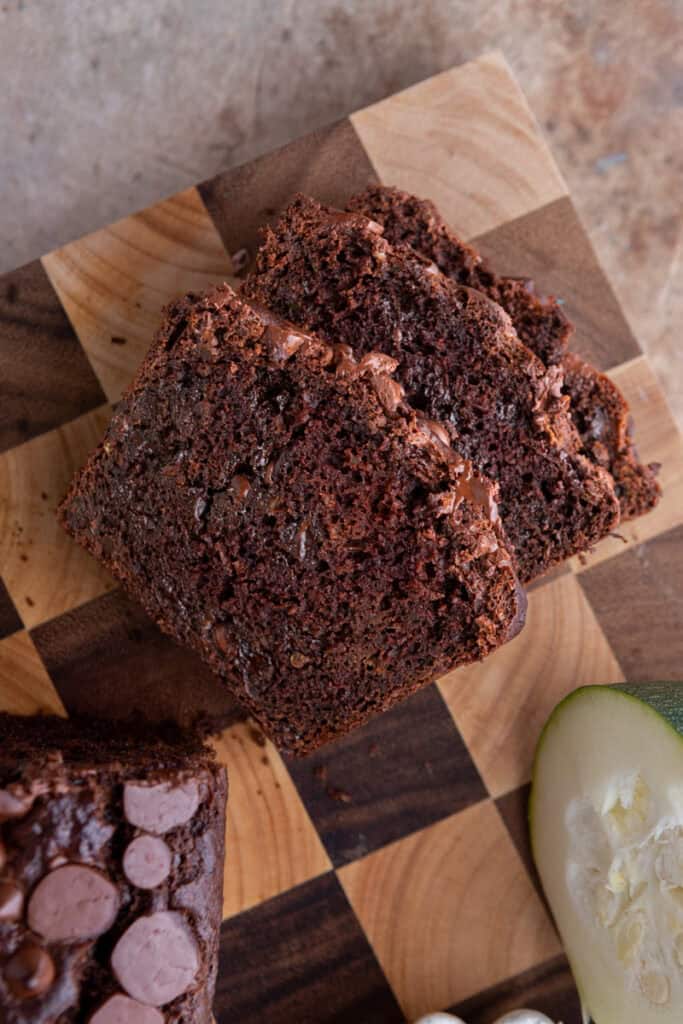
[123,835,171,890]
[28,864,120,942]
[89,993,164,1023]
[417,416,450,448]
[231,474,251,500]
[0,840,6,872]
[111,911,199,1006]
[263,323,308,363]
[370,372,404,415]
[358,351,399,376]
[230,247,249,276]
[294,525,307,561]
[0,788,34,822]
[4,943,55,998]
[123,780,200,834]
[0,879,23,920]
[213,623,233,654]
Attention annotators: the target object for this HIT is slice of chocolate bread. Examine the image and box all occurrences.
[243,196,620,583]
[0,712,226,1024]
[348,185,661,520]
[59,286,524,755]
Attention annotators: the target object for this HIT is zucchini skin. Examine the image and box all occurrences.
[613,681,683,737]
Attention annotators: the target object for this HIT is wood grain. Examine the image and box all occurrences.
[0,630,66,716]
[473,196,641,372]
[286,685,485,868]
[351,51,567,241]
[0,579,22,640]
[211,721,331,919]
[199,119,378,273]
[453,954,581,1024]
[579,522,683,682]
[496,784,546,905]
[0,260,106,453]
[438,573,624,797]
[215,872,403,1024]
[30,587,243,731]
[571,354,683,571]
[0,404,115,629]
[42,187,233,403]
[339,799,561,1018]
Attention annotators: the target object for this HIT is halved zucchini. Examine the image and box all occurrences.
[531,683,683,1023]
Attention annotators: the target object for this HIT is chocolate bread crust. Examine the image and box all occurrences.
[348,185,572,366]
[0,713,226,1024]
[561,352,661,519]
[243,196,620,582]
[60,286,524,755]
[349,185,661,521]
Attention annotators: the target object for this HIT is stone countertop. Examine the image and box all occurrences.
[1,0,681,424]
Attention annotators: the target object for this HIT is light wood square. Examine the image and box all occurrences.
[0,631,65,716]
[339,799,560,1017]
[0,405,116,628]
[211,720,331,919]
[351,51,567,242]
[571,355,683,572]
[438,573,624,797]
[42,187,233,403]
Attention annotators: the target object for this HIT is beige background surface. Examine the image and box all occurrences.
[1,1,681,422]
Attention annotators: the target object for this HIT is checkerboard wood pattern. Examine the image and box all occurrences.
[1,51,681,1023]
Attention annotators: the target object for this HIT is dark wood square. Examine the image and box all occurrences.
[30,587,244,731]
[0,260,106,452]
[199,118,378,275]
[452,954,581,1024]
[215,872,403,1024]
[472,197,641,371]
[286,685,486,867]
[579,523,683,680]
[0,578,22,639]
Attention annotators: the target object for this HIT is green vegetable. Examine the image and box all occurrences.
[531,683,683,1023]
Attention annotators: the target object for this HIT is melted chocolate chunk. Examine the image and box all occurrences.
[0,788,34,822]
[122,835,172,890]
[28,864,120,942]
[263,323,307,364]
[4,944,55,999]
[0,879,24,921]
[89,994,164,1023]
[111,911,200,1006]
[231,474,251,500]
[123,780,200,834]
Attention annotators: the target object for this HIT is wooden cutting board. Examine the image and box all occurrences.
[2,51,683,1023]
